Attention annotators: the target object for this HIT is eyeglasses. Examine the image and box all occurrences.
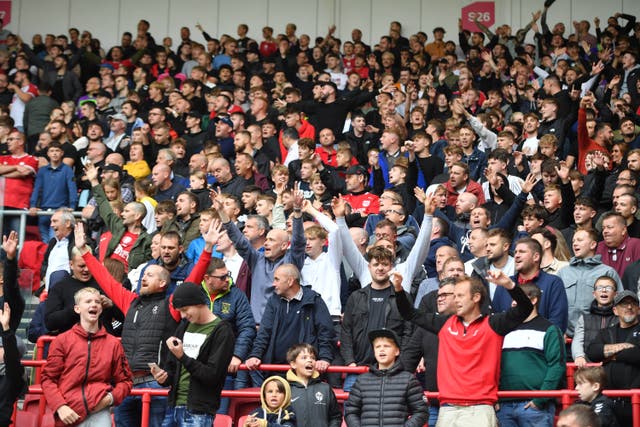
[382,209,403,216]
[437,292,454,299]
[209,272,231,281]
[594,286,614,292]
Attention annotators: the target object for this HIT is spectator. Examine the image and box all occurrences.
[586,290,640,426]
[395,272,533,426]
[151,282,235,425]
[0,130,38,235]
[497,283,566,427]
[245,264,336,386]
[493,237,569,332]
[86,163,152,271]
[41,287,132,426]
[558,229,623,338]
[344,328,428,427]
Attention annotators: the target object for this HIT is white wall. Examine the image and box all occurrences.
[8,0,640,50]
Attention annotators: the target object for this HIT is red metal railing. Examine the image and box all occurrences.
[15,336,628,427]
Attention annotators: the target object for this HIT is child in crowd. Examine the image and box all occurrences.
[286,343,342,427]
[189,169,212,210]
[344,328,428,426]
[185,208,222,263]
[244,376,296,427]
[574,366,619,427]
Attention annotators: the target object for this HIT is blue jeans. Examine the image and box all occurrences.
[162,406,214,427]
[342,373,359,392]
[496,400,555,427]
[38,215,52,243]
[114,380,167,427]
[428,405,439,427]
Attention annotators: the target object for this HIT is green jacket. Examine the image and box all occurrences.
[93,184,152,270]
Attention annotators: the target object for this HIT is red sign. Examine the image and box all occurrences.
[461,1,495,32]
[0,1,11,25]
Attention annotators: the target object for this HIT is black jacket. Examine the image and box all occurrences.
[160,318,235,414]
[344,360,428,427]
[286,370,342,427]
[120,292,178,371]
[577,394,620,427]
[340,285,413,366]
[586,322,640,389]
[0,329,26,427]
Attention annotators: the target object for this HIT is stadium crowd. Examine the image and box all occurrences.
[1,1,640,425]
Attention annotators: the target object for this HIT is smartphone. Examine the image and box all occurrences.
[148,362,159,371]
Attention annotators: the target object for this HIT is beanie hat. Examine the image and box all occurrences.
[172,282,209,308]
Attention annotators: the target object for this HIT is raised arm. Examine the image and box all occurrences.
[75,223,136,313]
[397,195,435,292]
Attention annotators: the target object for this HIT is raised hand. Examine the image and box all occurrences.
[424,193,437,216]
[414,187,426,205]
[74,223,89,253]
[331,195,347,218]
[2,231,18,260]
[0,302,10,331]
[521,173,539,194]
[203,218,223,250]
[84,162,99,185]
[485,269,515,289]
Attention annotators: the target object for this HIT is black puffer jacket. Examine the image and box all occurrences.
[344,360,428,427]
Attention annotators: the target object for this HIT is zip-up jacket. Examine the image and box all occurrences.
[572,300,619,361]
[93,183,152,270]
[344,360,428,427]
[248,286,336,364]
[396,285,533,406]
[286,370,342,427]
[557,255,622,336]
[82,252,180,370]
[42,324,132,426]
[493,270,569,333]
[160,318,235,414]
[340,285,413,366]
[186,247,257,360]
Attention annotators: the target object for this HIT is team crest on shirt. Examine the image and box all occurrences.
[221,302,231,314]
[152,305,159,315]
[122,235,133,244]
[314,392,324,403]
[362,200,370,207]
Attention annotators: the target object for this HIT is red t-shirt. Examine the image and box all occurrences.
[110,231,140,271]
[0,154,38,209]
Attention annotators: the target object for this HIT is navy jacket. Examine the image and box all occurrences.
[249,286,336,364]
[493,270,569,333]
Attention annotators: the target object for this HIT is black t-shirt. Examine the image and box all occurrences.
[367,286,393,333]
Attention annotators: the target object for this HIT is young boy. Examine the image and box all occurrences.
[286,343,342,427]
[42,288,132,426]
[29,142,78,242]
[344,329,428,426]
[574,366,619,427]
[185,208,223,263]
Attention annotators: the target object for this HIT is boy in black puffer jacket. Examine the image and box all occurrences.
[344,328,428,427]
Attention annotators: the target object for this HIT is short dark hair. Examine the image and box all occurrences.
[367,246,395,264]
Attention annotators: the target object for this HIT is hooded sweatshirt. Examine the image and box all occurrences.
[248,376,297,427]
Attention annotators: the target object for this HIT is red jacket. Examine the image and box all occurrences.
[577,108,610,175]
[343,192,380,215]
[437,315,504,405]
[444,179,486,207]
[42,324,132,426]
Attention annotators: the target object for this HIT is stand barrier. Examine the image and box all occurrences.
[18,358,640,427]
